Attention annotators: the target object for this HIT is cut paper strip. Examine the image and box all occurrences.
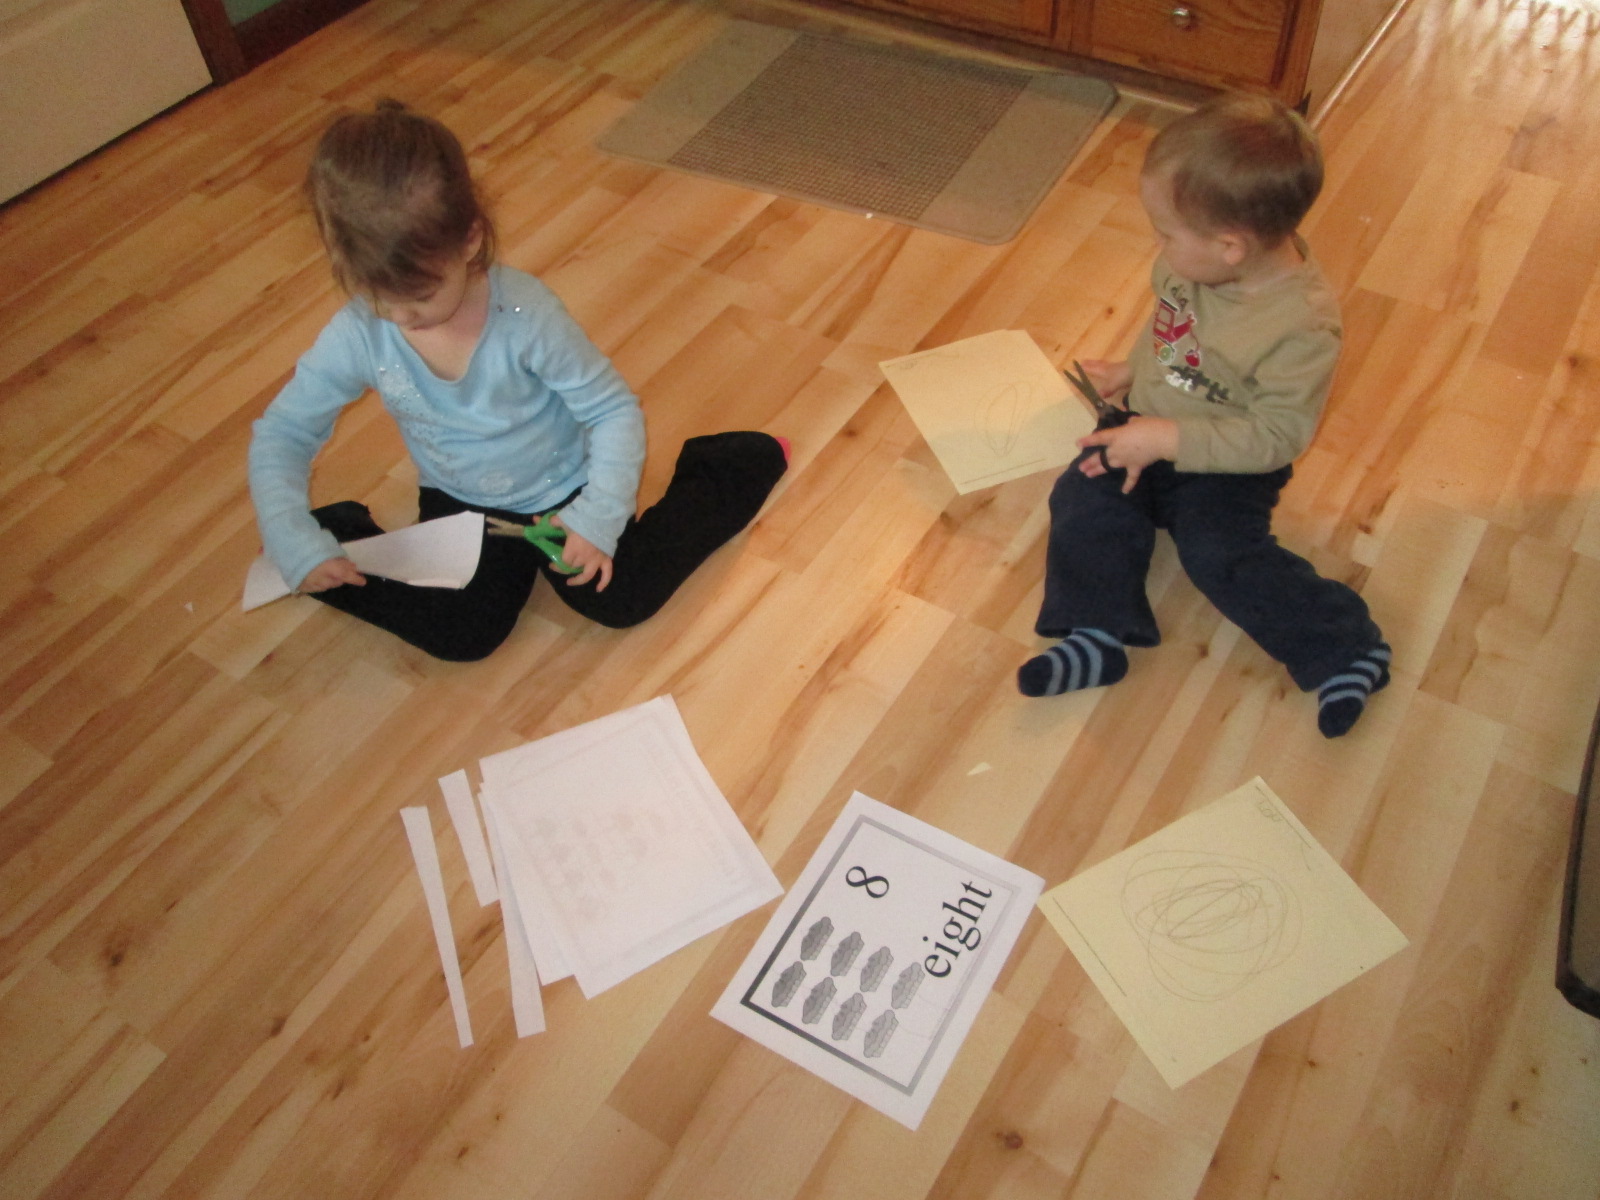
[242,511,485,611]
[880,329,1095,493]
[481,789,571,988]
[400,806,474,1049]
[479,695,781,998]
[712,791,1044,1130]
[1036,777,1408,1089]
[439,770,497,906]
[481,794,546,1037]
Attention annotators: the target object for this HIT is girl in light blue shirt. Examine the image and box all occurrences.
[249,101,787,660]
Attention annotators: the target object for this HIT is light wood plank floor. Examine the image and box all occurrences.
[3,0,1600,1196]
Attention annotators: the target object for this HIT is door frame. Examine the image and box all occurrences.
[180,0,369,82]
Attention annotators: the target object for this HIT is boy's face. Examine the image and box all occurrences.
[1139,169,1246,286]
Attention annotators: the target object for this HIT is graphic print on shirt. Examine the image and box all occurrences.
[375,360,506,500]
[1151,284,1232,407]
[1152,287,1201,370]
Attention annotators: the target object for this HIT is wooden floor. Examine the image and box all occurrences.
[4,0,1600,1196]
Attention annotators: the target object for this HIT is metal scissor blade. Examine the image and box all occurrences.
[1064,359,1115,418]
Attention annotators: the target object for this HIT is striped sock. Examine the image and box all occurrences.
[1317,643,1392,738]
[1018,629,1128,697]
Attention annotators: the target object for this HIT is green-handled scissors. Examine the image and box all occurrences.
[485,513,581,574]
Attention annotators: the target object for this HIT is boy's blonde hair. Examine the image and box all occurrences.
[1143,93,1322,246]
[305,99,497,298]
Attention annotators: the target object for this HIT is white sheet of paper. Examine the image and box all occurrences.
[241,511,485,611]
[479,696,781,998]
[1037,777,1409,1089]
[400,806,474,1049]
[879,329,1095,493]
[711,792,1044,1130]
[439,770,497,906]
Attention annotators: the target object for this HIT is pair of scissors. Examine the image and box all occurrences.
[485,514,581,574]
[1063,359,1132,470]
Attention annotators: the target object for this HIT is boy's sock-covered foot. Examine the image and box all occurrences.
[1018,628,1127,697]
[1317,643,1392,738]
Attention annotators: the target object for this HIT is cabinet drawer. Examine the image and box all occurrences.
[1087,0,1292,88]
[848,0,1055,38]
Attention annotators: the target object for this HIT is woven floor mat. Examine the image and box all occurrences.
[596,21,1118,245]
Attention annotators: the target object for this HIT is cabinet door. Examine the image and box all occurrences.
[1087,0,1293,88]
[0,0,212,201]
[852,0,1056,38]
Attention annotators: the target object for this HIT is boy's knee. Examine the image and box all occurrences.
[1176,531,1248,590]
[1050,461,1132,517]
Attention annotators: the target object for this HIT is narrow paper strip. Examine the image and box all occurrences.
[400,806,474,1049]
[481,791,546,1037]
[439,769,498,905]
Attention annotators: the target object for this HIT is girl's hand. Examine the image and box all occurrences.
[1079,358,1133,400]
[1078,416,1179,493]
[548,515,613,590]
[298,556,367,592]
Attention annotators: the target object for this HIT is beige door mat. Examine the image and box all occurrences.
[596,20,1117,245]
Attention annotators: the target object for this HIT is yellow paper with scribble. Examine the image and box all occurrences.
[879,329,1095,493]
[1037,777,1408,1089]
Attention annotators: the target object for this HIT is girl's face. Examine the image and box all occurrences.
[1138,169,1245,286]
[369,227,484,332]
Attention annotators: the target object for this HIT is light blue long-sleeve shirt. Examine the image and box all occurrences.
[248,264,645,589]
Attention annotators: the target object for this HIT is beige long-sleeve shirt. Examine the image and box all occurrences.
[1129,242,1342,474]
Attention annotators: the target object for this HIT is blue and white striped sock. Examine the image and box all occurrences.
[1018,629,1128,697]
[1317,643,1392,737]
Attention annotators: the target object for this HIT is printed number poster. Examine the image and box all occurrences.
[879,329,1095,494]
[1037,777,1409,1089]
[712,792,1043,1130]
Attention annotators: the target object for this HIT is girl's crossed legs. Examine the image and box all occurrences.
[310,431,787,661]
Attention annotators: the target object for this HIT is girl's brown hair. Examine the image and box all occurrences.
[1143,93,1323,246]
[305,99,497,298]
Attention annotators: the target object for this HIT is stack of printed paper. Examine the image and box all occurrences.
[476,695,782,1016]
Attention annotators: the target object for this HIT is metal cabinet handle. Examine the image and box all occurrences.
[1170,6,1197,28]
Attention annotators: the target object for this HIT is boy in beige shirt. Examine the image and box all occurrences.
[1021,93,1389,738]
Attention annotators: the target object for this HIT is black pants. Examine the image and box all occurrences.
[1035,449,1382,692]
[310,431,787,662]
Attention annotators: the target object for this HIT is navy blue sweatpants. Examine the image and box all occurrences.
[1034,450,1382,692]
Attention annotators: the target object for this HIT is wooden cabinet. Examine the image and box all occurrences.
[821,0,1397,114]
[845,0,1055,38]
[1083,0,1297,92]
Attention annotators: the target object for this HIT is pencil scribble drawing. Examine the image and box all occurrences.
[978,381,1033,457]
[1120,850,1302,1002]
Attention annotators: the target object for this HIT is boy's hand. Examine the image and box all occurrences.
[1078,358,1133,401]
[298,556,367,592]
[1078,416,1179,493]
[548,515,613,590]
